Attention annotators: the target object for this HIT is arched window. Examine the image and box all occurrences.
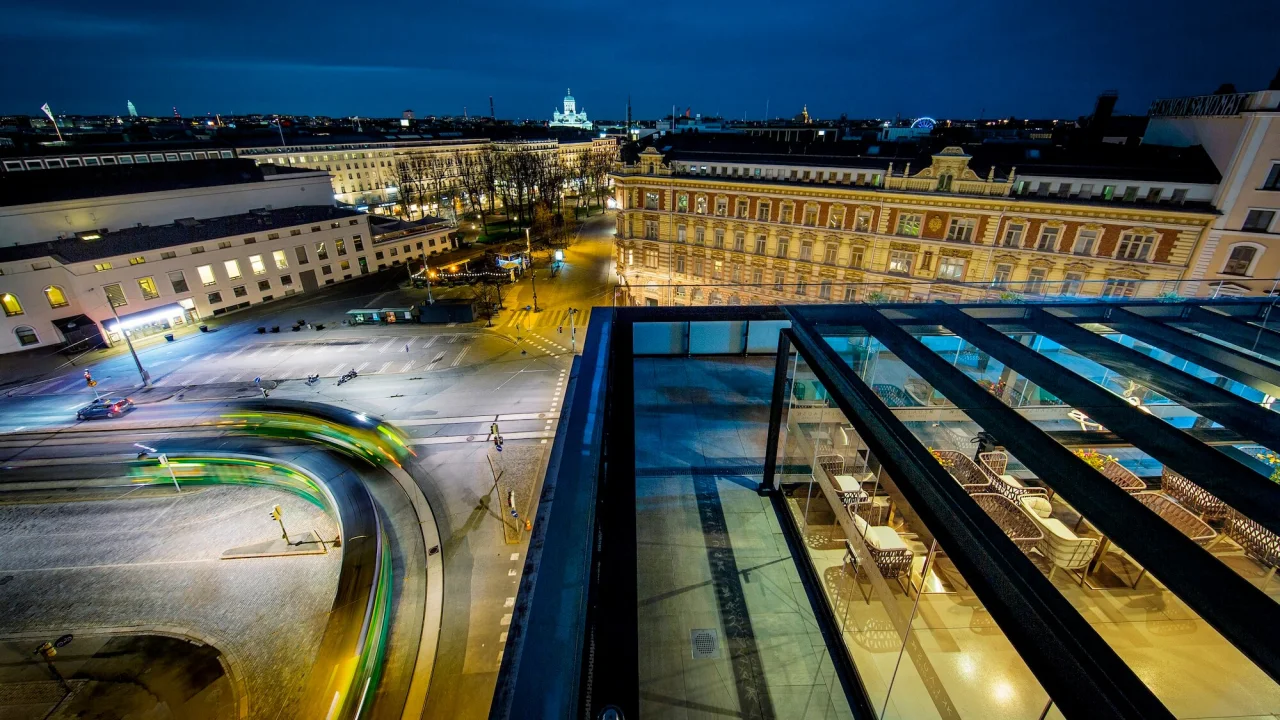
[44,286,69,309]
[0,293,22,317]
[14,326,38,346]
[937,173,954,192]
[1223,243,1262,276]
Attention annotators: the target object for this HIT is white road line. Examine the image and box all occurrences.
[450,346,470,368]
[405,337,418,351]
[422,335,440,349]
[205,375,220,384]
[228,373,244,382]
[355,361,370,373]
[448,335,459,344]
[376,361,393,374]
[377,338,396,353]
[400,361,415,373]
[181,354,195,362]
[426,352,446,371]
[326,362,346,376]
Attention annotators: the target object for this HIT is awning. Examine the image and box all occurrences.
[50,314,95,333]
[102,302,185,333]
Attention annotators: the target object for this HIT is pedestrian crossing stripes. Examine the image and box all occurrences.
[502,308,590,331]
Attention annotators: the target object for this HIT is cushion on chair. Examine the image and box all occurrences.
[1019,495,1054,518]
[851,512,871,538]
[864,526,909,551]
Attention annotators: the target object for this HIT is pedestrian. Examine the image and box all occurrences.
[405,343,410,353]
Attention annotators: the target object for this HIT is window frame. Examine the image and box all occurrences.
[1221,242,1265,277]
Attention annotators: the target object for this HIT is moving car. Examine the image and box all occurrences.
[76,397,135,421]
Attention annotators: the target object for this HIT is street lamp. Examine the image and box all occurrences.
[107,296,151,387]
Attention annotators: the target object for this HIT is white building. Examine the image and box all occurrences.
[0,160,452,355]
[552,90,592,130]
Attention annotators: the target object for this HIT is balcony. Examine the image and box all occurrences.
[495,298,1280,720]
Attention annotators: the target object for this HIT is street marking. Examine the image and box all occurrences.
[228,373,244,382]
[503,597,515,608]
[355,362,370,373]
[400,361,414,373]
[450,346,470,368]
[405,337,418,351]
[507,569,517,577]
[422,335,440,349]
[377,338,396,353]
[426,352,445,371]
[326,363,346,376]
[500,631,508,642]
[376,361,393,374]
[181,354,195,362]
[510,553,519,561]
[403,430,555,446]
[205,375,220,384]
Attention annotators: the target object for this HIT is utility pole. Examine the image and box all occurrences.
[107,296,150,387]
[525,227,540,312]
[424,261,434,304]
[135,444,179,492]
[568,307,579,354]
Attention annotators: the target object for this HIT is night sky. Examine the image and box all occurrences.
[2,0,1277,121]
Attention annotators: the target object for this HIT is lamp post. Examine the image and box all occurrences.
[134,444,179,492]
[424,261,434,305]
[107,296,150,387]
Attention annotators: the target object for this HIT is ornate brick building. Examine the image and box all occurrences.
[612,140,1220,305]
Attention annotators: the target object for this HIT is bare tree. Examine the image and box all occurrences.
[454,148,490,236]
[586,147,615,210]
[395,160,422,219]
[498,148,537,227]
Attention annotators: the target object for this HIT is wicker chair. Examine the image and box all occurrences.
[846,513,914,600]
[872,384,921,408]
[978,451,1051,512]
[1100,457,1147,494]
[971,493,1043,553]
[815,454,845,479]
[935,450,992,495]
[1160,467,1228,522]
[1224,509,1280,589]
[1019,496,1098,583]
[1135,493,1216,545]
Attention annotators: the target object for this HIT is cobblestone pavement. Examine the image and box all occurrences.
[0,484,340,720]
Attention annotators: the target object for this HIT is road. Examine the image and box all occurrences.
[0,211,619,719]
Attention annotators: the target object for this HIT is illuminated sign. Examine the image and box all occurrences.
[1149,93,1248,118]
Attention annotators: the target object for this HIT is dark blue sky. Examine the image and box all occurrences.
[2,0,1277,121]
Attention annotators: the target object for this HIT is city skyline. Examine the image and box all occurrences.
[2,0,1277,120]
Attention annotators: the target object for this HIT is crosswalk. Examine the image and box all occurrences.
[499,308,590,331]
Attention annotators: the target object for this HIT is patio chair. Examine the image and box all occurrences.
[934,449,992,495]
[1100,457,1147,494]
[971,493,1043,553]
[815,454,845,479]
[1224,509,1280,590]
[845,513,914,601]
[1160,467,1229,522]
[978,451,1052,515]
[1019,496,1098,583]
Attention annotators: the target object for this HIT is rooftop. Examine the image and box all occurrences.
[0,159,317,208]
[0,205,361,265]
[634,133,1223,185]
[497,298,1280,720]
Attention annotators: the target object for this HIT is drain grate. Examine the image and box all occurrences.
[690,628,720,659]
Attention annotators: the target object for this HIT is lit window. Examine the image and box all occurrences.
[224,259,242,280]
[197,264,217,286]
[1,293,23,316]
[888,249,914,274]
[44,286,68,309]
[129,256,146,265]
[93,262,113,272]
[896,213,921,237]
[250,255,267,275]
[137,276,160,300]
[272,250,289,270]
[937,256,967,281]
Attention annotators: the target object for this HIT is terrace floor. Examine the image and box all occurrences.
[634,356,854,720]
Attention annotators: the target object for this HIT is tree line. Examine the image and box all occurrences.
[394,144,616,238]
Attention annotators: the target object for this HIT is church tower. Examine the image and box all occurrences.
[564,89,576,115]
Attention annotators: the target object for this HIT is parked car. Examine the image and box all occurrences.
[76,397,135,421]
